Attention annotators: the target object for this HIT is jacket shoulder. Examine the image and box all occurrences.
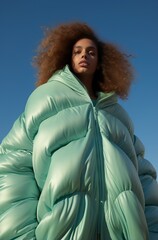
[104,102,134,138]
[24,81,66,139]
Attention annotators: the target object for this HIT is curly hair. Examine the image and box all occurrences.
[33,22,134,99]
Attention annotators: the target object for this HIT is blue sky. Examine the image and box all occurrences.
[1,0,158,172]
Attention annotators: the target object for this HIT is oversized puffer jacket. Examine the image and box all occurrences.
[0,65,158,240]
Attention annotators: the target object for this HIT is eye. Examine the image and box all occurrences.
[88,50,96,56]
[73,50,81,55]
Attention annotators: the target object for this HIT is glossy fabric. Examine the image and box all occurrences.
[0,65,158,239]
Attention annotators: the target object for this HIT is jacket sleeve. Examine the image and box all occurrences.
[134,135,158,240]
[0,112,40,239]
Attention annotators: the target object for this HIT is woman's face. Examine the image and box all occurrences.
[71,38,98,79]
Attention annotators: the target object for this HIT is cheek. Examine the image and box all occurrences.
[71,57,78,72]
[92,59,98,70]
[71,58,75,65]
[71,57,74,66]
[91,55,98,66]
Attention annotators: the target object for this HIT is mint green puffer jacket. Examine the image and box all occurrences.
[0,65,158,240]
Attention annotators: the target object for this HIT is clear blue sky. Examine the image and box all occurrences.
[0,0,158,172]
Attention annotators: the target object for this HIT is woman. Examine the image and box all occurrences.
[0,22,158,240]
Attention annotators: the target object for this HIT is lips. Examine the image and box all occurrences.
[79,60,89,67]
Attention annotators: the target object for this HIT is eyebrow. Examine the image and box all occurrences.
[74,46,97,50]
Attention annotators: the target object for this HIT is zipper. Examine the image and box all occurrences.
[93,106,105,239]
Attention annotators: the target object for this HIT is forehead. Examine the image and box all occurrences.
[73,38,97,49]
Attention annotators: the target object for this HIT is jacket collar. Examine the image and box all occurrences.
[48,65,118,107]
[48,65,88,96]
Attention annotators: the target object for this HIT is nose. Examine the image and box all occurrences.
[81,50,87,59]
